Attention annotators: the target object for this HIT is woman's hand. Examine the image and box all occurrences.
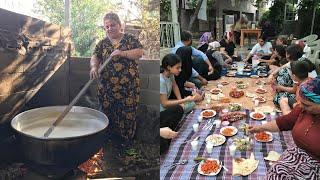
[208,66,214,75]
[275,85,284,92]
[110,50,123,57]
[90,67,99,79]
[248,125,264,134]
[192,92,203,102]
[160,127,178,139]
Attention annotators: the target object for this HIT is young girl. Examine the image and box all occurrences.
[160,54,202,154]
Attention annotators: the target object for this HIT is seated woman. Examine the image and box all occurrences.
[175,47,208,90]
[271,44,304,107]
[245,35,273,63]
[160,54,202,154]
[279,60,315,114]
[198,31,215,52]
[249,76,320,179]
[219,34,239,61]
[262,45,287,73]
[207,41,232,68]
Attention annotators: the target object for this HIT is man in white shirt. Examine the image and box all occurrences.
[245,36,273,62]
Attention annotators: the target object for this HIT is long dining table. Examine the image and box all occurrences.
[160,76,295,180]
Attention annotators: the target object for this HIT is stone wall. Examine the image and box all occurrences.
[0,8,71,140]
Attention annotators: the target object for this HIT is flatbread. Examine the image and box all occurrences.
[264,151,281,162]
[232,154,259,176]
[254,106,274,114]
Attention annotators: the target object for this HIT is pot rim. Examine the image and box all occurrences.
[11,106,109,140]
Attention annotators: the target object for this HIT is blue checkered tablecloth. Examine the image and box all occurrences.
[160,109,295,180]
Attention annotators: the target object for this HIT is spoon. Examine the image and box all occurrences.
[166,159,188,169]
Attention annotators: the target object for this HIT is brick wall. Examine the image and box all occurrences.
[0,8,71,139]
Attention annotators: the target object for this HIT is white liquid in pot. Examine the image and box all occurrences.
[19,112,107,138]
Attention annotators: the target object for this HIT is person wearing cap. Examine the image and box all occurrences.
[249,76,320,179]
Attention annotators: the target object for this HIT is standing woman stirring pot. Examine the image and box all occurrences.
[90,12,143,147]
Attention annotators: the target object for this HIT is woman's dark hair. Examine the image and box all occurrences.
[290,60,311,80]
[161,54,181,70]
[181,31,192,41]
[286,44,303,61]
[277,36,287,45]
[274,45,286,58]
[103,12,121,25]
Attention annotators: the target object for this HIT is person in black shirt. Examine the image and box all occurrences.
[219,34,240,61]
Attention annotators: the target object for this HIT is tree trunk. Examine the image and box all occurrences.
[187,0,205,30]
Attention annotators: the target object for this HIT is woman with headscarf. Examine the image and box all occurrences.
[249,76,320,179]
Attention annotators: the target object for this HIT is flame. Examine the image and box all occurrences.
[78,148,104,177]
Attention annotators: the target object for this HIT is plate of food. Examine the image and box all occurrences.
[221,81,229,85]
[220,126,238,137]
[254,106,274,114]
[211,93,225,101]
[250,112,266,120]
[256,88,267,94]
[210,88,223,95]
[237,83,248,89]
[254,131,273,142]
[253,96,267,103]
[256,80,266,85]
[233,136,252,151]
[250,75,259,79]
[229,90,244,98]
[246,92,257,98]
[201,110,217,118]
[205,134,226,146]
[220,112,246,122]
[198,158,222,176]
[228,103,242,112]
[219,97,231,103]
[232,153,259,176]
[235,80,244,84]
[258,72,268,77]
[226,72,236,77]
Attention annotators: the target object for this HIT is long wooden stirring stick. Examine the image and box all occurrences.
[43,55,113,138]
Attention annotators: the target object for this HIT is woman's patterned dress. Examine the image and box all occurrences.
[93,33,142,140]
[273,66,296,106]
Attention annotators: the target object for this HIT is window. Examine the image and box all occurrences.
[284,3,297,21]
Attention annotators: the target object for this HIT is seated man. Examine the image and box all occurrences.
[245,35,273,63]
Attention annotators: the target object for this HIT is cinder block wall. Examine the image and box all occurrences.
[0,8,71,139]
[24,58,160,144]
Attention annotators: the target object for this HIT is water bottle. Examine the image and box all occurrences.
[252,54,259,73]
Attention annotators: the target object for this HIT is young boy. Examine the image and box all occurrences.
[279,60,315,114]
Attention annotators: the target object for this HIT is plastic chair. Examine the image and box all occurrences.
[299,34,318,44]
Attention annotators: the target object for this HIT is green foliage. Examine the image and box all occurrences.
[160,0,171,21]
[34,0,115,57]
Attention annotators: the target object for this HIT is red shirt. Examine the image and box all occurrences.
[276,105,320,161]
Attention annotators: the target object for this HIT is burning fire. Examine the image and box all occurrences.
[78,148,104,177]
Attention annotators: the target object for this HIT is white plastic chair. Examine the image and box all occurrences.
[299,34,318,44]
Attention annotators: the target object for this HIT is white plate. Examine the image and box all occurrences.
[210,88,222,95]
[205,134,226,146]
[220,126,238,137]
[253,97,266,103]
[201,110,217,118]
[250,75,259,79]
[197,158,222,176]
[255,88,267,94]
[246,92,257,98]
[250,112,266,120]
[254,132,273,142]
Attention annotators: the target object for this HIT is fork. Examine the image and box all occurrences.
[165,159,188,169]
[202,118,213,130]
[220,162,229,172]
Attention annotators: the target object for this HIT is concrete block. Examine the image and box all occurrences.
[140,74,149,89]
[148,74,159,91]
[138,60,160,75]
[140,89,159,106]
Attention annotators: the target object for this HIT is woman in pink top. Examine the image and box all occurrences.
[249,76,320,179]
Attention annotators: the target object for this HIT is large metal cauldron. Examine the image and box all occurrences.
[11,106,109,178]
